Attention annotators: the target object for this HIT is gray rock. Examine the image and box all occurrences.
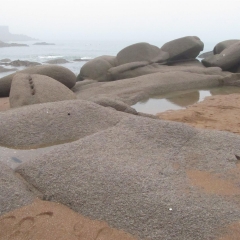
[9,73,77,108]
[77,55,116,81]
[91,97,138,115]
[107,62,216,81]
[0,40,28,48]
[75,69,229,105]
[213,39,240,54]
[44,58,69,64]
[9,60,41,67]
[0,161,36,215]
[0,58,11,62]
[202,41,240,71]
[198,51,213,59]
[167,59,204,67]
[0,65,76,97]
[74,58,91,62]
[161,36,204,61]
[116,42,169,65]
[0,66,17,73]
[0,100,125,148]
[16,116,240,240]
[33,42,55,45]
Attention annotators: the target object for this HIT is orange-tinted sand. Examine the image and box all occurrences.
[0,199,138,240]
[157,93,240,135]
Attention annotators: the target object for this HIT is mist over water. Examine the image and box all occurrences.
[0,38,216,78]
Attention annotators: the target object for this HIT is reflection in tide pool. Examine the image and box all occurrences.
[131,86,240,115]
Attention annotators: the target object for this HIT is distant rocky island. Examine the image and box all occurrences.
[33,42,55,46]
[0,26,36,42]
[0,40,28,48]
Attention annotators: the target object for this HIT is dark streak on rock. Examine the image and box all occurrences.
[235,155,240,160]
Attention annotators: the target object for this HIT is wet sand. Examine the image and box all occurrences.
[0,199,138,240]
[157,93,240,135]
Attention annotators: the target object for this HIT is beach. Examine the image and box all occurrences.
[1,37,240,240]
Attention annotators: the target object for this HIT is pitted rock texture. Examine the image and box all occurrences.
[0,65,76,97]
[0,100,126,148]
[16,116,240,240]
[9,73,76,108]
[0,161,36,215]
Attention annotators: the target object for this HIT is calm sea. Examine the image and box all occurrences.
[0,39,215,78]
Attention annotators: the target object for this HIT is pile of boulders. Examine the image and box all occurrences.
[2,36,240,240]
[77,36,204,81]
[202,39,240,72]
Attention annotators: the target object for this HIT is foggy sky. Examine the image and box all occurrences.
[1,0,240,43]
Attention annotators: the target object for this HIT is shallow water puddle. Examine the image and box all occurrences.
[131,86,240,114]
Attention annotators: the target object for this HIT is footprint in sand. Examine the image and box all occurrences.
[0,211,54,239]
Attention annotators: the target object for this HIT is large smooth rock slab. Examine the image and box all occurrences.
[202,41,240,70]
[0,100,125,149]
[116,42,169,65]
[213,39,240,54]
[107,62,221,81]
[77,55,116,82]
[0,161,36,215]
[161,36,204,61]
[0,65,76,97]
[75,70,230,105]
[16,116,240,240]
[9,73,76,108]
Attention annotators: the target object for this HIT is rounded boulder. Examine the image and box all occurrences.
[0,65,76,97]
[213,39,240,54]
[116,42,169,65]
[202,41,240,71]
[9,73,77,108]
[77,55,116,82]
[161,36,204,61]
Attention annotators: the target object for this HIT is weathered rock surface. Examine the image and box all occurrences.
[77,55,116,82]
[161,36,204,61]
[107,62,217,81]
[0,65,76,97]
[202,41,240,70]
[78,38,205,82]
[198,51,213,59]
[0,100,125,148]
[9,73,76,108]
[116,42,169,65]
[75,70,230,105]
[213,39,240,54]
[167,59,204,67]
[8,60,41,67]
[0,161,36,215]
[16,116,240,240]
[44,58,69,64]
[91,97,138,115]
